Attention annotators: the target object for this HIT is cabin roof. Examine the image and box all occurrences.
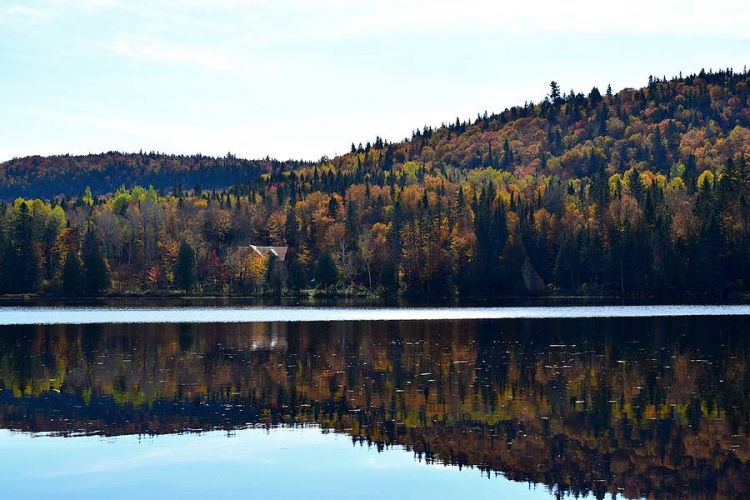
[248,245,288,262]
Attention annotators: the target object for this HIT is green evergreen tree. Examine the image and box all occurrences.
[287,257,307,291]
[62,249,83,295]
[314,250,338,287]
[175,241,196,293]
[284,208,298,247]
[378,258,399,294]
[683,154,698,194]
[82,227,109,294]
[651,126,668,172]
[549,81,562,104]
[11,203,39,293]
[502,138,513,168]
[0,242,19,294]
[265,254,283,297]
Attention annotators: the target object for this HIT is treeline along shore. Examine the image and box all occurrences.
[1,69,750,299]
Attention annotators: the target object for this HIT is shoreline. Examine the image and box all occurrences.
[0,292,746,308]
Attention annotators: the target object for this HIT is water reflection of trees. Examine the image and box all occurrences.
[0,317,748,499]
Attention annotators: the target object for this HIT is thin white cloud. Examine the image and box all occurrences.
[3,0,121,22]
[111,40,242,73]
[11,0,750,41]
[124,0,750,40]
[4,4,55,21]
[46,0,121,11]
[97,0,750,79]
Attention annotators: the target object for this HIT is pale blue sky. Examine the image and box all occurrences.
[1,0,749,162]
[0,428,560,498]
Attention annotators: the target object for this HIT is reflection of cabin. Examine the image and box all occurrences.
[248,245,288,262]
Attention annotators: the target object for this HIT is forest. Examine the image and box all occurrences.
[1,68,749,299]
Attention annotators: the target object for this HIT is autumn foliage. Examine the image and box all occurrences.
[1,69,750,298]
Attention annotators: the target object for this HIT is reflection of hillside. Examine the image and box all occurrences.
[0,318,748,499]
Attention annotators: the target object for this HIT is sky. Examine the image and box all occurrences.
[1,0,749,163]
[0,427,556,498]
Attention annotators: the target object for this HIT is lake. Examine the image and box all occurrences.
[0,306,748,499]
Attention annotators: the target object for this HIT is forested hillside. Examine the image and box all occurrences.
[0,152,308,199]
[1,68,750,298]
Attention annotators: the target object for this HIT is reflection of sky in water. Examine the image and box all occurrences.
[0,305,749,325]
[0,427,555,499]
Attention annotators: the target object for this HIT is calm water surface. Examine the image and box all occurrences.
[0,306,748,499]
[0,304,749,324]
